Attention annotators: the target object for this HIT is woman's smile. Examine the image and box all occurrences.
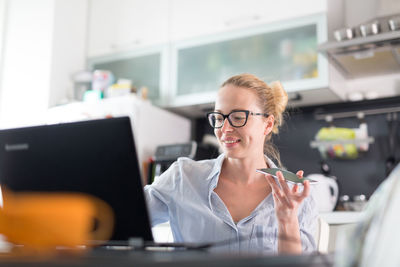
[221,137,241,148]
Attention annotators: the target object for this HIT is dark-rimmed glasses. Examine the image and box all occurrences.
[206,110,269,129]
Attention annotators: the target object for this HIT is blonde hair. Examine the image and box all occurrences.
[221,73,288,167]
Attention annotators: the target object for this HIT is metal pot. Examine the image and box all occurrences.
[388,16,400,31]
[360,21,381,37]
[334,27,357,41]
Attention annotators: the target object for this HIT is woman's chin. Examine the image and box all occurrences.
[224,148,243,158]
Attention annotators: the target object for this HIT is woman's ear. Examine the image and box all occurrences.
[264,115,275,135]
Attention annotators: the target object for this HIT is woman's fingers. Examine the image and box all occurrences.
[266,173,293,208]
[276,171,291,195]
[276,171,294,208]
[265,171,310,209]
[292,184,299,194]
[265,174,286,204]
[294,180,310,202]
[272,191,282,206]
[266,174,281,193]
[296,170,304,178]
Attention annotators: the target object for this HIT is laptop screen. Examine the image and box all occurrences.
[0,117,154,242]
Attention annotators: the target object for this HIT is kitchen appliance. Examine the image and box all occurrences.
[319,14,400,78]
[307,173,339,212]
[306,163,339,212]
[147,142,219,184]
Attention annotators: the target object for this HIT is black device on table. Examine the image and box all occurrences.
[148,141,218,184]
[0,117,153,243]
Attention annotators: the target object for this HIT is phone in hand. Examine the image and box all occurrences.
[256,168,317,184]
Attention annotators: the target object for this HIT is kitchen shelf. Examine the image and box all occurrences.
[315,106,400,120]
[310,137,375,148]
[318,31,400,52]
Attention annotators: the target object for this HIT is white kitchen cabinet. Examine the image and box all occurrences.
[169,13,329,108]
[87,1,333,114]
[170,0,327,42]
[88,0,327,57]
[88,0,169,57]
[87,45,169,104]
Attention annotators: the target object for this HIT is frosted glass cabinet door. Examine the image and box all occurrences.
[88,45,169,104]
[92,53,161,100]
[172,14,327,105]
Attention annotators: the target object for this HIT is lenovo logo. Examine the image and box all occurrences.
[5,143,29,151]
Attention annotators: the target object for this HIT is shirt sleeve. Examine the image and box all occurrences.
[298,192,319,252]
[144,161,180,227]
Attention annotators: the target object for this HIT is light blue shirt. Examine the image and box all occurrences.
[144,153,318,253]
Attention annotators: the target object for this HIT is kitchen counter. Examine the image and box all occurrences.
[319,211,365,253]
[319,211,364,225]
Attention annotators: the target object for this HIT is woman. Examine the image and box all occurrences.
[145,73,317,254]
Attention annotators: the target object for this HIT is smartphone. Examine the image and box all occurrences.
[256,168,317,184]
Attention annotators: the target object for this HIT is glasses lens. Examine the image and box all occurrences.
[228,111,248,127]
[208,113,224,128]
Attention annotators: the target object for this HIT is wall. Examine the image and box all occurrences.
[194,96,400,198]
[345,0,400,27]
[0,0,54,128]
[49,0,88,107]
[0,0,5,102]
[0,0,88,128]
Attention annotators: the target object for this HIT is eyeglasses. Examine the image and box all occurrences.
[206,110,269,129]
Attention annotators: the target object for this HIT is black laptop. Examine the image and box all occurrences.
[0,117,154,243]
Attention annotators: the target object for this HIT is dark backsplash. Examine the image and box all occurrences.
[194,96,400,198]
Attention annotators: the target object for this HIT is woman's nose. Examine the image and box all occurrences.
[221,118,233,132]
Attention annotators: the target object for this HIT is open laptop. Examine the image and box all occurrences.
[0,117,154,244]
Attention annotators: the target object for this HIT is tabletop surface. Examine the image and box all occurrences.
[0,248,334,267]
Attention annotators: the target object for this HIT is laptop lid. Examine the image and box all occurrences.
[0,117,154,242]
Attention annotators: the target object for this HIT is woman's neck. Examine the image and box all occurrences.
[222,155,268,185]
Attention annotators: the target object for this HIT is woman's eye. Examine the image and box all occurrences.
[233,116,245,121]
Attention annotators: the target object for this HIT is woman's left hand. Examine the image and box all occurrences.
[265,170,310,223]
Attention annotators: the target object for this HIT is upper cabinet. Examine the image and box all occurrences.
[87,0,332,115]
[87,46,168,103]
[169,14,328,107]
[88,0,327,57]
[170,0,327,42]
[88,0,169,57]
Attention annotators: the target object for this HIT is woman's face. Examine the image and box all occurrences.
[213,85,274,159]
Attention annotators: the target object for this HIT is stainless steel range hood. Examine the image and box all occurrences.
[318,31,400,78]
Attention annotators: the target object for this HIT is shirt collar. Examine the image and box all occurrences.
[206,153,225,181]
[207,153,277,189]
